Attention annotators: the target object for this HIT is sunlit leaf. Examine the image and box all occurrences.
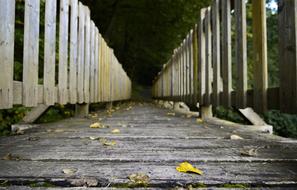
[176,162,203,175]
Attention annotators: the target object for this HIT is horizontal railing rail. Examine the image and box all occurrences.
[152,0,297,114]
[0,0,131,110]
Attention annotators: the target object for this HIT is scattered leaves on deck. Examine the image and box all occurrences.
[176,162,203,175]
[90,122,105,129]
[2,153,21,161]
[89,136,100,140]
[128,173,150,185]
[230,135,244,140]
[62,168,77,175]
[111,129,120,134]
[196,118,203,123]
[99,138,117,146]
[240,148,258,157]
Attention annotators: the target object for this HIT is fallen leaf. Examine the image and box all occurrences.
[167,112,176,116]
[176,162,203,175]
[62,168,77,175]
[111,129,120,134]
[240,148,258,157]
[230,135,244,140]
[28,137,40,141]
[128,173,150,185]
[90,122,105,129]
[196,118,203,123]
[2,153,21,161]
[89,136,100,140]
[99,138,117,146]
[54,129,64,133]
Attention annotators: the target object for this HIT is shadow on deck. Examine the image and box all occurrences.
[0,102,297,189]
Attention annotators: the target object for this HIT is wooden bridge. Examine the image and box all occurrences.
[0,0,297,189]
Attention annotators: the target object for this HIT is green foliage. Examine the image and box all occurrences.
[214,106,248,124]
[37,105,75,123]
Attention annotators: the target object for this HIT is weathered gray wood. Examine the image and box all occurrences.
[21,104,50,124]
[69,0,79,104]
[75,103,89,118]
[84,7,91,103]
[192,25,198,104]
[205,7,212,106]
[238,107,267,126]
[221,0,232,108]
[94,29,100,102]
[90,22,95,103]
[211,0,221,108]
[23,0,40,107]
[235,0,247,109]
[0,0,15,109]
[58,0,69,105]
[43,0,57,106]
[278,0,297,114]
[198,8,206,106]
[252,0,268,113]
[77,3,85,103]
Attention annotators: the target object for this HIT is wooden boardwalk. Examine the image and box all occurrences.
[0,103,297,189]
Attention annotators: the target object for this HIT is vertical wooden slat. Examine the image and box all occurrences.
[44,0,57,106]
[198,8,206,106]
[23,0,40,107]
[58,0,69,104]
[90,21,95,103]
[192,25,198,104]
[212,0,221,107]
[0,0,15,109]
[69,0,78,104]
[235,0,247,108]
[84,7,91,103]
[205,7,212,106]
[278,0,297,113]
[189,30,194,104]
[94,29,99,102]
[252,0,268,113]
[222,0,232,107]
[77,3,85,103]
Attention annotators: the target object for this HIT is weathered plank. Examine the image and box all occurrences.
[252,0,268,113]
[278,0,297,114]
[90,21,96,103]
[94,29,100,102]
[212,0,221,108]
[198,8,206,106]
[205,7,212,106]
[23,0,40,107]
[221,0,232,108]
[0,0,15,109]
[58,0,69,105]
[192,25,198,104]
[77,2,85,103]
[84,7,91,103]
[235,0,248,108]
[69,0,79,104]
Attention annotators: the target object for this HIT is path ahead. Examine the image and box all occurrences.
[0,103,297,189]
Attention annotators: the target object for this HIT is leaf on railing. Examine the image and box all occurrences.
[176,162,203,175]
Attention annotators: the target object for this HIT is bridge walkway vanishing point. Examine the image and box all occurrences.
[0,102,297,189]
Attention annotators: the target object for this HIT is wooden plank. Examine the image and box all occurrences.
[221,0,232,108]
[90,21,95,103]
[238,107,267,126]
[69,0,79,104]
[43,0,57,106]
[84,7,91,103]
[192,25,198,104]
[77,2,85,104]
[23,0,40,107]
[235,0,248,108]
[21,104,50,124]
[94,29,100,102]
[58,0,69,105]
[205,7,212,106]
[212,0,221,108]
[252,0,268,113]
[189,30,194,103]
[198,8,206,106]
[0,0,15,109]
[278,0,297,114]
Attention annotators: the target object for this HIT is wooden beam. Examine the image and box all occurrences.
[198,8,206,106]
[278,0,297,113]
[252,0,268,113]
[205,7,212,106]
[0,0,15,109]
[77,2,85,103]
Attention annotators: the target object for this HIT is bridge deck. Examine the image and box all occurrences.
[0,103,297,189]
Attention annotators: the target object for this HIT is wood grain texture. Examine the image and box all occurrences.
[205,7,212,106]
[23,0,40,107]
[0,0,15,109]
[235,0,248,108]
[58,0,69,105]
[83,7,91,103]
[198,8,206,106]
[90,21,95,103]
[69,0,79,104]
[77,2,85,103]
[278,0,297,113]
[221,0,232,108]
[252,0,268,113]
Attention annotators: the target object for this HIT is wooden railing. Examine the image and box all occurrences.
[152,0,297,114]
[0,0,131,110]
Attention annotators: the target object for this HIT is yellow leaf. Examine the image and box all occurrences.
[167,112,176,116]
[128,173,150,185]
[111,129,120,134]
[196,118,203,123]
[103,140,117,146]
[176,162,203,175]
[90,122,105,129]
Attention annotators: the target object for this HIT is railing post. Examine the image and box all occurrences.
[252,0,268,113]
[205,7,212,106]
[75,103,89,118]
[278,0,297,113]
[198,8,206,106]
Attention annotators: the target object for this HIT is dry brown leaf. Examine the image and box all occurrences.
[240,148,258,157]
[90,122,105,129]
[28,136,40,141]
[230,134,244,140]
[111,129,120,134]
[196,118,203,123]
[100,138,117,146]
[167,112,176,116]
[128,173,150,185]
[2,153,21,161]
[62,168,77,175]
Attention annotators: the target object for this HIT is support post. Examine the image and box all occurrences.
[75,103,89,118]
[200,105,213,120]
